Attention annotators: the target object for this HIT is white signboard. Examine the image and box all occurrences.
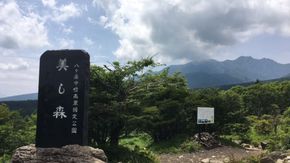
[197,107,214,124]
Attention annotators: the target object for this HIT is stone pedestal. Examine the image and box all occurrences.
[12,144,107,163]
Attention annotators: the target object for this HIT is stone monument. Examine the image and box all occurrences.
[36,50,90,147]
[11,50,107,163]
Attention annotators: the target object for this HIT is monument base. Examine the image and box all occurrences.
[12,144,107,163]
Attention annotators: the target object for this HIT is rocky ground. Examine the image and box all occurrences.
[158,146,262,163]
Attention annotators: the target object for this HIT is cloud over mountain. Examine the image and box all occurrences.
[95,0,290,64]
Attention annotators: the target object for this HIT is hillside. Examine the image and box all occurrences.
[0,93,38,102]
[0,100,37,116]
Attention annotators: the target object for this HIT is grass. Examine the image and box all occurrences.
[218,135,244,148]
[120,133,202,154]
[105,133,158,163]
[120,133,153,151]
[103,145,158,163]
[148,135,186,154]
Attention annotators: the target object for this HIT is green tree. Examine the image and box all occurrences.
[281,107,290,149]
[219,90,247,134]
[242,84,280,116]
[279,81,290,112]
[129,69,190,141]
[254,115,273,135]
[0,104,35,156]
[89,58,158,146]
[270,104,281,135]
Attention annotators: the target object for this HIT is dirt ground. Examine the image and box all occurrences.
[158,146,262,163]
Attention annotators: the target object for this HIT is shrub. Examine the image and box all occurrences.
[180,139,201,152]
[0,154,11,163]
[254,119,272,135]
[103,145,158,163]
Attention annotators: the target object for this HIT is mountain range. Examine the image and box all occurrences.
[1,56,290,101]
[168,56,290,88]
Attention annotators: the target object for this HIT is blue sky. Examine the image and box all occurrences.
[1,0,290,97]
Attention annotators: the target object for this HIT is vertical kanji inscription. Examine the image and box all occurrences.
[36,50,89,148]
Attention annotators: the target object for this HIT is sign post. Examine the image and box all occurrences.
[36,50,90,148]
[197,107,214,140]
[197,107,214,124]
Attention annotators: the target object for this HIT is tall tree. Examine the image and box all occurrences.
[0,104,35,156]
[89,58,158,146]
[128,69,190,141]
[243,84,279,116]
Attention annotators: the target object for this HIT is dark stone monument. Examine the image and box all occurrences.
[36,50,90,148]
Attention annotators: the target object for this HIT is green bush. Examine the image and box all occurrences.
[180,139,201,152]
[117,133,158,162]
[0,104,36,157]
[149,134,202,154]
[103,145,158,163]
[267,138,281,151]
[254,119,272,135]
[0,154,11,163]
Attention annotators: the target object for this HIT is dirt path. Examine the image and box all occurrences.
[158,146,262,163]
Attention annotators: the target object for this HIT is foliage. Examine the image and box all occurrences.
[89,58,159,146]
[180,138,202,152]
[245,113,290,150]
[103,145,158,163]
[254,116,272,135]
[120,133,153,151]
[0,104,36,157]
[106,133,158,163]
[0,154,11,163]
[149,134,201,154]
[279,107,290,149]
[89,58,290,153]
[129,69,190,142]
[0,100,37,116]
[121,133,201,155]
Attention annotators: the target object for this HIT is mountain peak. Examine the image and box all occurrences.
[232,56,280,65]
[236,56,255,61]
[234,56,278,63]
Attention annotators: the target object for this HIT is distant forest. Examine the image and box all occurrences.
[0,100,37,116]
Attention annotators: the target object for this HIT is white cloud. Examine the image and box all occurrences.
[96,0,290,64]
[63,26,73,34]
[39,1,82,23]
[58,38,75,49]
[0,58,29,71]
[99,16,108,26]
[41,0,56,8]
[0,57,38,97]
[84,37,94,46]
[82,4,88,12]
[88,17,98,25]
[0,1,49,50]
[0,1,48,97]
[281,24,290,36]
[54,2,81,22]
